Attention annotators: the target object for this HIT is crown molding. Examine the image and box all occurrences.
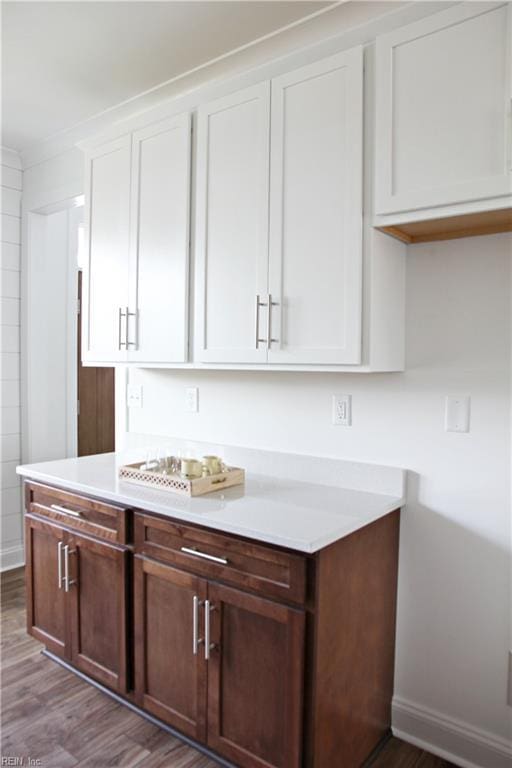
[1,147,22,170]
[19,1,453,169]
[19,1,342,168]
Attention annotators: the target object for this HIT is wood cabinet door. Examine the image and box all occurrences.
[206,583,305,768]
[134,556,208,742]
[128,113,191,363]
[195,82,270,364]
[83,135,131,363]
[77,271,115,457]
[25,515,69,659]
[375,3,512,215]
[67,532,128,693]
[267,48,363,365]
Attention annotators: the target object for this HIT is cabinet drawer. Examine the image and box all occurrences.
[134,513,306,605]
[25,482,130,545]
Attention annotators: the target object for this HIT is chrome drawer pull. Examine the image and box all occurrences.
[180,546,228,565]
[51,504,82,518]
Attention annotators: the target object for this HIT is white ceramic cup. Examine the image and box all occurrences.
[180,458,203,478]
[202,455,222,475]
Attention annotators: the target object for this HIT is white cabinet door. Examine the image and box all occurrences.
[128,114,191,363]
[195,83,270,363]
[267,48,363,365]
[375,3,512,215]
[83,136,131,363]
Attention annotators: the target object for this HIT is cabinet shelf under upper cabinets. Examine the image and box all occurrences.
[373,1,512,244]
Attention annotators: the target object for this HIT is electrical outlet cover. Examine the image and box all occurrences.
[127,385,143,409]
[185,387,199,413]
[332,394,352,426]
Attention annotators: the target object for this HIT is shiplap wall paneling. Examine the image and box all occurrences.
[0,148,23,570]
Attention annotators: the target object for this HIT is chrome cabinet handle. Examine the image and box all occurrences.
[63,545,77,592]
[255,295,267,349]
[118,307,127,349]
[181,546,228,565]
[508,96,512,172]
[267,293,279,347]
[126,308,138,349]
[204,600,216,660]
[192,595,204,655]
[193,595,199,655]
[57,541,63,589]
[63,544,69,592]
[51,504,82,518]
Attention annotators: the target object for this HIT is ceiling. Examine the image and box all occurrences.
[1,1,331,152]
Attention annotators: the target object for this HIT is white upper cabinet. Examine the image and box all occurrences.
[195,49,364,366]
[129,114,191,363]
[83,39,406,371]
[375,2,512,216]
[84,135,131,363]
[268,48,363,365]
[195,83,270,363]
[82,113,191,365]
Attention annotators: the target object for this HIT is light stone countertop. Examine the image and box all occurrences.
[17,449,405,554]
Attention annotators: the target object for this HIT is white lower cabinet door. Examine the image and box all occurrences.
[195,83,270,363]
[128,113,191,363]
[267,47,363,365]
[84,136,131,363]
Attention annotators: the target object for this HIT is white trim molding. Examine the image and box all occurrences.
[0,543,25,572]
[393,696,512,768]
[1,147,22,170]
[20,1,455,169]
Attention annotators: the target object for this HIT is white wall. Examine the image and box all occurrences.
[1,148,23,570]
[125,233,512,765]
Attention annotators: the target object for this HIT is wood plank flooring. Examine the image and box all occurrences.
[1,567,456,768]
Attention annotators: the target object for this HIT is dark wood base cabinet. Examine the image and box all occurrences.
[24,481,400,768]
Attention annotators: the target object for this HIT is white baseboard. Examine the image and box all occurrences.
[392,696,512,768]
[0,544,25,572]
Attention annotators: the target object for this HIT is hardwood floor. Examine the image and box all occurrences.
[1,567,456,768]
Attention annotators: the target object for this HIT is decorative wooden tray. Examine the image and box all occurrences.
[119,461,245,497]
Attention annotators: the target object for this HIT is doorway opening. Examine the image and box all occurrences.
[77,271,115,456]
[23,198,115,464]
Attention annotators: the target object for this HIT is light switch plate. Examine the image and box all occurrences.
[445,395,470,433]
[127,384,143,409]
